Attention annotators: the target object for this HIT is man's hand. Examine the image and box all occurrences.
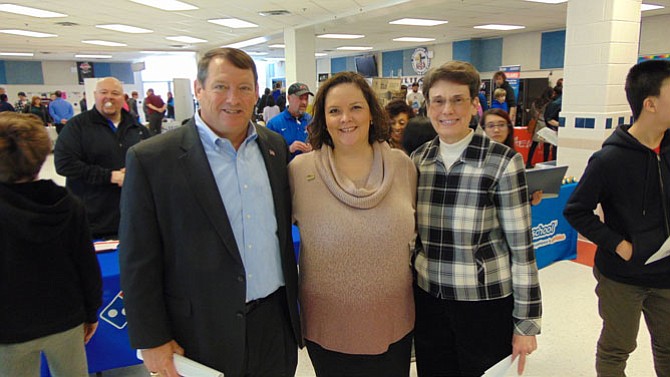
[141,340,185,377]
[60,119,68,124]
[289,141,312,154]
[83,322,98,344]
[615,240,633,261]
[512,334,537,375]
[111,169,125,187]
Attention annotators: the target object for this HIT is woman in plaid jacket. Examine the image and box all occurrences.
[410,61,542,377]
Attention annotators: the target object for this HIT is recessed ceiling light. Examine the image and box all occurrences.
[82,40,127,47]
[523,0,567,3]
[208,18,258,28]
[474,24,526,31]
[75,54,112,59]
[224,37,268,49]
[129,0,197,11]
[0,29,57,38]
[315,53,328,57]
[642,3,665,11]
[336,46,374,51]
[247,51,268,56]
[389,18,448,26]
[0,52,34,57]
[318,34,365,39]
[166,36,207,43]
[269,44,285,49]
[0,4,67,17]
[96,24,153,33]
[393,37,436,42]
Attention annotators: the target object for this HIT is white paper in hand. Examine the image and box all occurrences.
[136,350,224,377]
[536,127,558,146]
[482,354,517,377]
[646,235,670,265]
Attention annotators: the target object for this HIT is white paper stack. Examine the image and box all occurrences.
[136,350,224,377]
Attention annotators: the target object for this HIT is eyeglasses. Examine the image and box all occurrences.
[429,96,471,109]
[484,122,510,130]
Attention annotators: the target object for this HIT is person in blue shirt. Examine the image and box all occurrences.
[49,90,74,134]
[266,82,314,157]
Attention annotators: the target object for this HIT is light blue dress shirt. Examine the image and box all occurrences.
[195,112,284,301]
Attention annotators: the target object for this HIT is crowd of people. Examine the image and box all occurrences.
[1,48,668,377]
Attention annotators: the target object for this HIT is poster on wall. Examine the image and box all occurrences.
[638,53,670,62]
[499,64,521,101]
[77,61,95,85]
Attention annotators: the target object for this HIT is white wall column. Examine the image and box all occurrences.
[284,27,316,92]
[559,0,642,177]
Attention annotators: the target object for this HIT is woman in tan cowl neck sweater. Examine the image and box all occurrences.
[288,72,417,377]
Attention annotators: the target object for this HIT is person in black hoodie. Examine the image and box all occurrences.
[54,77,151,239]
[564,60,670,377]
[0,112,103,376]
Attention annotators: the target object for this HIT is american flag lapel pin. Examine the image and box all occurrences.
[269,149,276,156]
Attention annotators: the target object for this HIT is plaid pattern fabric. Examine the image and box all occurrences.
[411,129,542,335]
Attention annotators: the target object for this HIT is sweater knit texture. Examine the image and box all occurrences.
[289,141,417,354]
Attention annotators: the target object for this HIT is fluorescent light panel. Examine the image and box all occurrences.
[269,44,285,49]
[0,4,67,17]
[0,52,34,56]
[96,24,153,33]
[318,34,364,39]
[474,24,526,31]
[389,18,447,26]
[336,46,373,51]
[129,0,197,11]
[224,37,268,49]
[523,0,567,3]
[75,54,112,59]
[315,53,327,57]
[208,18,258,28]
[642,4,665,11]
[0,29,57,38]
[247,52,268,56]
[166,36,207,43]
[393,37,436,42]
[82,40,127,47]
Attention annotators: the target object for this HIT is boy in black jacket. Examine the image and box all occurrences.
[564,60,670,376]
[0,112,102,376]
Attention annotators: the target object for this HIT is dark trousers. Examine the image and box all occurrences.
[243,287,298,377]
[414,285,513,377]
[526,141,551,167]
[306,331,413,377]
[148,112,163,135]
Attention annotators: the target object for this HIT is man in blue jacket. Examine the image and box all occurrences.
[564,60,670,377]
[49,90,74,133]
[266,82,313,158]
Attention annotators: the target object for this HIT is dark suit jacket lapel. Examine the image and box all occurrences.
[177,120,243,265]
[255,128,289,259]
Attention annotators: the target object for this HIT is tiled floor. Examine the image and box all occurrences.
[40,156,654,377]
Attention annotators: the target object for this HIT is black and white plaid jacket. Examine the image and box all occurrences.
[411,129,542,335]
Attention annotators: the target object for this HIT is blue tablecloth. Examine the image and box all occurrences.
[531,183,578,268]
[41,250,140,376]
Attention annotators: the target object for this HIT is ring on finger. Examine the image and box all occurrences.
[149,372,160,376]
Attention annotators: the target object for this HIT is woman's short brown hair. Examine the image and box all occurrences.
[422,61,481,104]
[309,71,390,150]
[30,96,41,107]
[0,113,51,183]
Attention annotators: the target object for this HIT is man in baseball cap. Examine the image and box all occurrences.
[267,82,314,158]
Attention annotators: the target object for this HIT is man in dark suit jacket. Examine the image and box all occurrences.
[119,48,301,377]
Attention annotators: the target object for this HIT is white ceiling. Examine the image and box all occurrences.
[1,0,668,62]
